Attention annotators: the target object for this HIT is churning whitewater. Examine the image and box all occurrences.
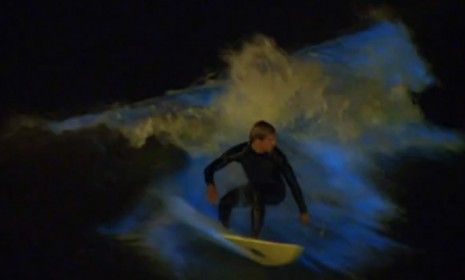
[48,21,463,277]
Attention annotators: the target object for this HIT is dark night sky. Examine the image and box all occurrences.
[3,1,465,131]
[2,2,465,278]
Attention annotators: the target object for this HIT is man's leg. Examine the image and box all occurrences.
[250,183,285,238]
[218,188,240,228]
[250,189,265,238]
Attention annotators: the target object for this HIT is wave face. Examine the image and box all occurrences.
[50,21,462,277]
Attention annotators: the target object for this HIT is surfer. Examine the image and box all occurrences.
[204,120,310,238]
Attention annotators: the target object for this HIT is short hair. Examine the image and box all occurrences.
[249,120,276,142]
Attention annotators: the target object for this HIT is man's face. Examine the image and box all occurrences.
[259,134,277,152]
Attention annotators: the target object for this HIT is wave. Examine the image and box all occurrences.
[49,20,463,277]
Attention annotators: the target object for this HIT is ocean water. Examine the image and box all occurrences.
[48,20,464,279]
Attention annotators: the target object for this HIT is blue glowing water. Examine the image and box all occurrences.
[51,20,463,278]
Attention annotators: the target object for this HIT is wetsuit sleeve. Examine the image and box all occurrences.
[275,148,308,213]
[204,143,246,186]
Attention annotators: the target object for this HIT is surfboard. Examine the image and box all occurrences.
[222,233,304,266]
[164,195,303,266]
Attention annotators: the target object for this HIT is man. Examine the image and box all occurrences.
[204,120,311,238]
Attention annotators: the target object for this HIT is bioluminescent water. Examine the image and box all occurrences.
[49,21,463,278]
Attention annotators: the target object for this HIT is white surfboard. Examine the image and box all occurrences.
[222,233,304,266]
[164,195,303,266]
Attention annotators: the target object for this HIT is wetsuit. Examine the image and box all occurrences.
[204,141,308,236]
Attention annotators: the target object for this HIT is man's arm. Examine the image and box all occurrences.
[275,147,308,214]
[204,142,247,186]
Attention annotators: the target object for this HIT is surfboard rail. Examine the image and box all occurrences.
[222,233,304,266]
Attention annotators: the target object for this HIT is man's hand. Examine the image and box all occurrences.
[299,212,311,225]
[206,183,219,204]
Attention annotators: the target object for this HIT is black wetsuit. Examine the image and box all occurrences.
[204,141,308,236]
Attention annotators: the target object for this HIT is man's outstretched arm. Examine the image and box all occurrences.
[275,147,308,214]
[204,142,247,186]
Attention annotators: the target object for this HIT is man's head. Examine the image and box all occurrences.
[249,120,277,153]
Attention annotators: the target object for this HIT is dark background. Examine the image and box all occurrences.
[2,1,465,279]
[2,1,464,132]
